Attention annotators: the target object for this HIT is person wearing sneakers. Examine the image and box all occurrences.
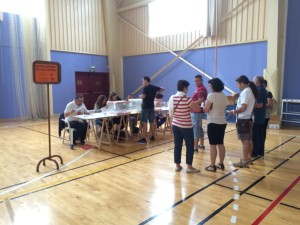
[168,80,200,173]
[191,74,207,152]
[136,76,164,144]
[229,75,258,168]
[203,78,228,172]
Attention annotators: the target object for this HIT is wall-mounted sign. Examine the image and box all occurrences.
[33,60,61,84]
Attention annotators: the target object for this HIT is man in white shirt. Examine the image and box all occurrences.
[64,94,89,145]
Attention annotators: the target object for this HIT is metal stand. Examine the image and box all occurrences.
[36,84,63,172]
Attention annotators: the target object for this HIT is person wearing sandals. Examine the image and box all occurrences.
[203,78,228,172]
[229,75,258,168]
[168,80,200,173]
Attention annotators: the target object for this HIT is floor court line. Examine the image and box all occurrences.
[252,176,300,225]
[0,149,93,198]
[4,198,15,224]
[196,142,300,224]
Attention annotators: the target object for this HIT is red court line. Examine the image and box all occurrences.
[252,176,300,225]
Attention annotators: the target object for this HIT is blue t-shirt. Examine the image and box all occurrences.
[142,84,161,109]
[253,86,267,124]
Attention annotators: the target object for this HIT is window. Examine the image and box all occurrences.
[0,0,45,19]
[148,0,208,38]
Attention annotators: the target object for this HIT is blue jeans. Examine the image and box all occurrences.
[191,113,204,139]
[172,125,194,165]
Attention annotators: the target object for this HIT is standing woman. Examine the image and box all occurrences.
[168,80,200,173]
[203,78,228,172]
[229,75,258,168]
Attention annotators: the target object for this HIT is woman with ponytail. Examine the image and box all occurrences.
[229,75,257,168]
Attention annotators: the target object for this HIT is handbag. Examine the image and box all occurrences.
[236,119,251,133]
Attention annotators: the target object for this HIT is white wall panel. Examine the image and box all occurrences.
[119,0,268,56]
[48,0,107,55]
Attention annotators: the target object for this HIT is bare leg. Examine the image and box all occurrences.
[150,122,155,137]
[248,140,253,160]
[142,122,147,139]
[199,138,204,146]
[218,144,226,164]
[209,145,217,165]
[241,140,249,162]
[194,139,199,150]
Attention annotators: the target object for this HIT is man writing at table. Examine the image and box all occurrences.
[64,94,89,145]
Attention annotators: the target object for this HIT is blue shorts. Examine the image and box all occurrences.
[141,109,155,123]
[191,113,204,139]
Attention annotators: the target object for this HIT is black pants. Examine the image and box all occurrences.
[70,120,88,143]
[252,123,265,157]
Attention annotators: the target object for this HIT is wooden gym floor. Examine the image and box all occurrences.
[0,117,299,225]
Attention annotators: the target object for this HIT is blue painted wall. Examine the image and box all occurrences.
[50,51,109,114]
[123,42,267,101]
[283,0,300,100]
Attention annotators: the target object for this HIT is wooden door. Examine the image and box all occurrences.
[75,72,109,109]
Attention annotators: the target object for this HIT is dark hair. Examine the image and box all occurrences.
[95,95,107,108]
[143,76,150,82]
[235,75,258,98]
[109,91,120,101]
[208,78,224,92]
[262,79,268,87]
[177,80,190,91]
[195,74,203,80]
[75,94,84,99]
[155,93,164,99]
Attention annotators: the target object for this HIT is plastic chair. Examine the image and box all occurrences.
[62,119,75,147]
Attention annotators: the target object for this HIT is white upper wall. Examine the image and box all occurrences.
[47,0,107,55]
[118,0,268,56]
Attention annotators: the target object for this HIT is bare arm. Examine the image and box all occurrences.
[64,109,75,118]
[203,100,212,113]
[266,98,273,108]
[229,103,248,115]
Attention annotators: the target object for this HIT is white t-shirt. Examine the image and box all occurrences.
[237,87,255,119]
[206,92,228,124]
[64,100,88,122]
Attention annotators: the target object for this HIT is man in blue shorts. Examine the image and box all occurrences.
[136,76,164,144]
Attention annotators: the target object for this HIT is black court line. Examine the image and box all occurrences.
[196,147,300,224]
[1,147,175,202]
[216,180,300,211]
[139,171,237,225]
[19,126,59,138]
[266,136,296,153]
[0,142,175,192]
[1,126,286,219]
[7,149,180,201]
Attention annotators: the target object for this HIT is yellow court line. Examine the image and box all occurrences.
[0,158,134,201]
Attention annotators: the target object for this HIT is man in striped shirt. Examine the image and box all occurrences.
[168,80,200,173]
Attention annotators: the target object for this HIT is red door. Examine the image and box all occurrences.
[75,72,109,109]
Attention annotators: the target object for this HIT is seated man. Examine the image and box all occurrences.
[64,94,89,145]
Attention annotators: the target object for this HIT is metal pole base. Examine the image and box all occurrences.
[36,155,64,172]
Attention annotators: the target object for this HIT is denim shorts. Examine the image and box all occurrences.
[140,109,155,123]
[191,113,204,139]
